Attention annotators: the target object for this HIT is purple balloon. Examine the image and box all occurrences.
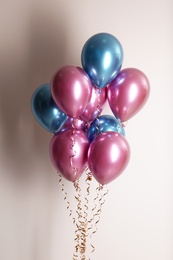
[88,132,130,185]
[51,66,92,118]
[108,68,150,122]
[81,85,107,122]
[50,129,89,182]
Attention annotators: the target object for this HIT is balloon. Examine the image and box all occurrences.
[81,33,123,88]
[50,129,89,182]
[31,83,68,133]
[60,118,86,132]
[51,66,92,118]
[108,68,150,122]
[81,85,107,122]
[88,132,130,185]
[87,115,125,142]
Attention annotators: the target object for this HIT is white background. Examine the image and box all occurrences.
[0,0,173,259]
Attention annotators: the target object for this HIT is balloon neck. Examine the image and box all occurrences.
[122,121,128,127]
[98,183,104,190]
[72,118,78,128]
[98,89,102,94]
[84,121,90,132]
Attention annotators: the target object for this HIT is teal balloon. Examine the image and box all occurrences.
[31,83,68,133]
[87,115,125,142]
[81,33,123,88]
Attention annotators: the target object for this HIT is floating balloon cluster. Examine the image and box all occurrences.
[31,33,150,259]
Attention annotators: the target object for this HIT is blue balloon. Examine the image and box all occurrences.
[87,115,125,142]
[31,83,68,133]
[81,33,123,88]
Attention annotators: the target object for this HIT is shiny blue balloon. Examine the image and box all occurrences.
[87,115,125,142]
[31,83,68,133]
[81,33,123,88]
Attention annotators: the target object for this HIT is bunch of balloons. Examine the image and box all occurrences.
[31,33,150,186]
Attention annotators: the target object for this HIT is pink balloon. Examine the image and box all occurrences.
[81,85,107,122]
[108,68,150,122]
[51,66,92,118]
[50,129,89,182]
[88,132,130,185]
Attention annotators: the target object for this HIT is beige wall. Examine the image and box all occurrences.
[0,0,173,259]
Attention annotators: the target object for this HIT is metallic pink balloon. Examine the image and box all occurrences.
[88,132,130,185]
[108,68,150,122]
[51,66,92,118]
[81,85,107,122]
[50,129,89,182]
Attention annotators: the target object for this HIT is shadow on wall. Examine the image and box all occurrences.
[0,4,69,181]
